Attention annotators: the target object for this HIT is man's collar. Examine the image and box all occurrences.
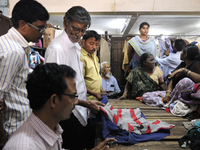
[81,47,94,57]
[10,27,30,48]
[64,31,80,49]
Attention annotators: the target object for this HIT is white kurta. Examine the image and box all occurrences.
[156,51,182,78]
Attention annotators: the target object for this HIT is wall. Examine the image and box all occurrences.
[8,0,200,16]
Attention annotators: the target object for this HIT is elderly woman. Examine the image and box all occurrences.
[142,44,200,108]
[127,22,157,70]
[118,53,166,100]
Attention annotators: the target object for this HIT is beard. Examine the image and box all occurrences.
[105,72,112,78]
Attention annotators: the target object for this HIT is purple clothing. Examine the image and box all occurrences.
[34,39,42,48]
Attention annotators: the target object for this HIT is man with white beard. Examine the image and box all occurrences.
[101,62,121,93]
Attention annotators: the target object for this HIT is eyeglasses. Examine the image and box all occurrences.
[70,24,87,34]
[27,22,47,33]
[62,93,78,99]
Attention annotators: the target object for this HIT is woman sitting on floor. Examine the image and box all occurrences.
[143,44,200,109]
[118,53,166,100]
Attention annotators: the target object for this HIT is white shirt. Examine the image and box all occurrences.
[45,31,88,126]
[3,113,63,150]
[156,51,182,78]
[0,27,32,137]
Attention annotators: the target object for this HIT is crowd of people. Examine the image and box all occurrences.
[0,0,200,149]
[119,18,200,119]
[0,0,116,149]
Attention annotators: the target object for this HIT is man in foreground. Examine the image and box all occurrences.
[3,63,115,150]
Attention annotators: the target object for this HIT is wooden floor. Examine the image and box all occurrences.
[95,99,190,150]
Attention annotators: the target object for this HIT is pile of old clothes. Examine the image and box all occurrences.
[179,120,200,149]
[100,95,174,144]
[170,83,200,117]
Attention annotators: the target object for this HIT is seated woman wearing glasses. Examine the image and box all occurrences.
[118,53,166,100]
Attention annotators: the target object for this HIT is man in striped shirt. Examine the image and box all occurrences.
[0,0,49,140]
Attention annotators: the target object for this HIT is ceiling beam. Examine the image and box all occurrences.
[121,15,139,37]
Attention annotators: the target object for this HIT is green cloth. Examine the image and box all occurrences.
[126,67,160,99]
[178,128,200,149]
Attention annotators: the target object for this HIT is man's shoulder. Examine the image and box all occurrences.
[3,127,36,150]
[111,75,116,80]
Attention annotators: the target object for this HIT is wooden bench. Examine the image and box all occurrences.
[95,99,190,150]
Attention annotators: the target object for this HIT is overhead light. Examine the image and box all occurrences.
[108,18,126,29]
[121,16,131,33]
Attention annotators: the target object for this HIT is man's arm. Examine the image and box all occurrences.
[76,99,105,114]
[164,51,170,56]
[156,55,170,67]
[87,88,102,100]
[91,138,117,150]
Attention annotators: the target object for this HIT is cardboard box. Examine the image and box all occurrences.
[43,28,55,48]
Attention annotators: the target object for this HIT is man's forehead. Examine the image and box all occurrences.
[70,21,87,28]
[104,63,109,67]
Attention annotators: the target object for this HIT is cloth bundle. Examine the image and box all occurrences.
[100,95,174,144]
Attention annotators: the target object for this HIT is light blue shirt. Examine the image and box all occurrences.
[102,76,121,92]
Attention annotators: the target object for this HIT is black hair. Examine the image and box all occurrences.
[26,63,76,110]
[140,53,153,67]
[182,44,200,61]
[11,0,49,28]
[65,6,91,28]
[83,30,101,41]
[139,22,150,30]
[174,39,186,51]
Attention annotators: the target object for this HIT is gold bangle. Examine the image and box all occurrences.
[123,93,127,98]
[187,71,191,77]
[182,68,185,72]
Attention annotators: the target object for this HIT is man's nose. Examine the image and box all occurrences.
[76,31,84,38]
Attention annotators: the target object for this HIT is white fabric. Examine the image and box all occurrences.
[128,36,157,58]
[171,100,198,117]
[45,31,88,126]
[156,51,182,78]
[54,29,63,38]
[100,38,110,64]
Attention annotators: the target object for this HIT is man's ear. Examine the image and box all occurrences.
[143,61,147,66]
[82,39,85,46]
[63,17,67,29]
[50,94,58,108]
[18,20,27,32]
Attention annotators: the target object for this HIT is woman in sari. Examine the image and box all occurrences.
[118,53,166,100]
[127,22,157,70]
[142,44,200,108]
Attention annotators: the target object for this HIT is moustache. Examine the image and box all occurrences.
[69,30,80,40]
